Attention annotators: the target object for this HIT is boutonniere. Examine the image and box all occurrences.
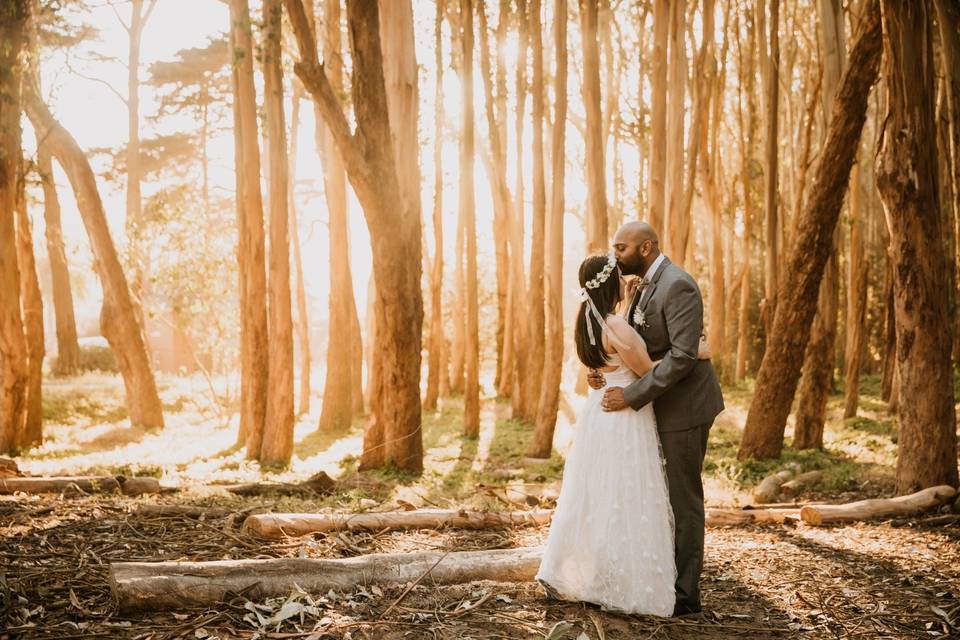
[633,306,649,330]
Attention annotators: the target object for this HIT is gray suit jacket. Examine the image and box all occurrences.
[622,257,724,432]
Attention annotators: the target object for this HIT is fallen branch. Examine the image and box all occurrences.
[225,471,335,497]
[136,505,233,519]
[0,457,19,477]
[780,471,823,497]
[110,546,543,612]
[800,485,958,525]
[242,509,553,538]
[706,508,800,526]
[753,464,802,504]
[0,475,159,496]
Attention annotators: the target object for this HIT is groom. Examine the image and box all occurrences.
[590,220,724,617]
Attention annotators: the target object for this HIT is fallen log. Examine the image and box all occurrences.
[0,475,161,496]
[1,476,120,494]
[242,509,553,538]
[752,464,802,504]
[110,546,543,612]
[0,457,19,477]
[800,485,958,525]
[118,477,161,496]
[706,508,800,526]
[136,505,233,519]
[225,471,336,497]
[780,471,823,497]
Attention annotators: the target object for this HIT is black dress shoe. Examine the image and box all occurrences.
[672,602,702,617]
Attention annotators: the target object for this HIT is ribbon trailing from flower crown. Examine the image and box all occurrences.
[580,288,609,346]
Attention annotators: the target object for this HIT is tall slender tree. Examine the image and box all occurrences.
[793,0,846,450]
[875,0,958,492]
[523,0,546,422]
[15,167,43,448]
[0,0,29,455]
[461,0,480,438]
[228,0,268,456]
[580,0,607,254]
[37,146,80,375]
[260,0,294,465]
[528,0,567,459]
[25,79,164,431]
[761,0,780,333]
[647,0,668,233]
[310,0,359,433]
[424,0,447,411]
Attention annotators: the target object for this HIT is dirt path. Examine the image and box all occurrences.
[2,495,957,639]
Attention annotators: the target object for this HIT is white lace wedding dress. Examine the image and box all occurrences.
[535,352,677,616]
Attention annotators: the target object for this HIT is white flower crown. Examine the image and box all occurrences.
[584,253,618,289]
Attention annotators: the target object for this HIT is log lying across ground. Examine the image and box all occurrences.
[706,508,801,526]
[753,464,803,504]
[136,505,234,519]
[224,472,336,497]
[0,457,20,477]
[780,471,823,497]
[0,476,161,496]
[111,546,543,612]
[800,485,958,525]
[242,509,554,538]
[243,507,804,538]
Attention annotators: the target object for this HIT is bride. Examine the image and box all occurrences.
[535,253,709,616]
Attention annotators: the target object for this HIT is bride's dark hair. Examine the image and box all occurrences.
[575,254,622,369]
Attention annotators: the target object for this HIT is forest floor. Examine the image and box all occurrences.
[2,371,959,639]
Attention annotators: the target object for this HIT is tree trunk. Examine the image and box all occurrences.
[288,87,312,416]
[701,0,724,366]
[509,0,529,412]
[450,201,466,395]
[287,0,424,472]
[663,0,686,259]
[476,0,513,400]
[242,509,553,538]
[15,170,43,448]
[38,148,80,375]
[24,84,164,431]
[125,0,152,334]
[460,0,480,438]
[647,0,668,233]
[792,246,838,450]
[737,0,881,460]
[880,255,896,402]
[259,0,294,466]
[309,0,356,434]
[792,0,846,451]
[761,0,780,334]
[580,0,607,255]
[111,548,543,613]
[227,0,269,455]
[528,0,567,459]
[0,2,28,455]
[424,0,446,411]
[875,0,958,492]
[843,161,867,418]
[734,10,757,381]
[934,0,960,366]
[523,0,546,422]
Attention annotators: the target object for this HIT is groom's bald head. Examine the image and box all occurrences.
[612,221,660,275]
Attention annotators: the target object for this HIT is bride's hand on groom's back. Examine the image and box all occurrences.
[697,335,712,360]
[587,369,606,390]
